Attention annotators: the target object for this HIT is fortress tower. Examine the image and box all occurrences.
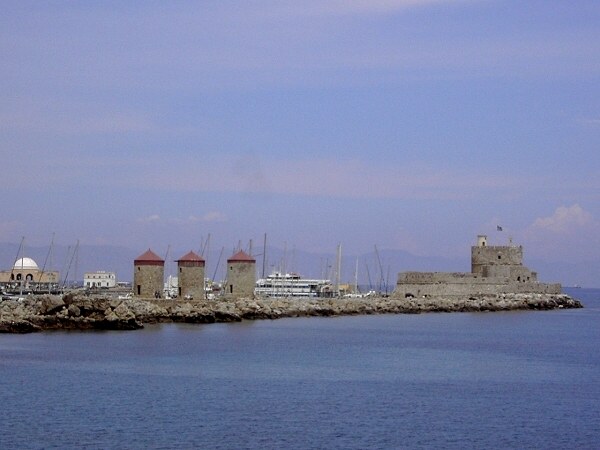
[176,250,205,299]
[225,250,256,298]
[134,249,164,298]
[471,235,534,281]
[394,235,559,298]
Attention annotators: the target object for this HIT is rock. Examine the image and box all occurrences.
[0,319,40,333]
[68,304,81,317]
[113,303,135,320]
[94,318,143,331]
[0,291,584,333]
[62,292,75,305]
[109,298,122,309]
[40,295,65,315]
[104,310,119,322]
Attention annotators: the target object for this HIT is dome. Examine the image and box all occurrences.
[13,257,39,270]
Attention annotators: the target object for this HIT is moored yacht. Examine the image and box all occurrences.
[255,271,333,298]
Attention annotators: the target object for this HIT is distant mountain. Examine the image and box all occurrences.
[527,259,599,289]
[244,246,465,288]
[0,242,136,283]
[0,243,463,285]
[1,242,596,288]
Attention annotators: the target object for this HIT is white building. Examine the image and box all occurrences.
[84,271,117,289]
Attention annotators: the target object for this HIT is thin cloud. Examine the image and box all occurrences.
[177,212,227,224]
[138,214,161,224]
[579,118,600,126]
[4,0,598,99]
[138,212,227,226]
[262,0,471,18]
[123,155,522,201]
[0,220,21,241]
[529,204,593,234]
[523,204,600,262]
[200,211,227,223]
[0,105,156,135]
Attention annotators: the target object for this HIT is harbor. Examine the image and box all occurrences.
[0,290,583,334]
[0,233,585,333]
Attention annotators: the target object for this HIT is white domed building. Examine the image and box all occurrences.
[0,256,60,291]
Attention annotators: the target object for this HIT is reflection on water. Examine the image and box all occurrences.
[1,289,599,449]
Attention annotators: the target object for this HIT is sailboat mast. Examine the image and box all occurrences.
[212,246,224,283]
[354,257,359,294]
[20,237,25,295]
[74,240,79,288]
[335,243,342,297]
[262,233,267,278]
[38,232,54,286]
[49,233,54,293]
[9,236,24,291]
[164,244,171,297]
[375,245,384,294]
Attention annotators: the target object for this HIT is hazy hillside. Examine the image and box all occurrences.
[0,242,136,284]
[1,242,596,288]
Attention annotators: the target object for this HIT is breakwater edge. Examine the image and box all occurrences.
[0,292,583,333]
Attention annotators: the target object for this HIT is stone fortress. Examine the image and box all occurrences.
[2,236,580,334]
[132,235,560,300]
[394,235,561,298]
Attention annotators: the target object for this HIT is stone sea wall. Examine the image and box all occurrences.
[0,292,583,333]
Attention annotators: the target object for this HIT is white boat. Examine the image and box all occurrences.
[255,271,333,298]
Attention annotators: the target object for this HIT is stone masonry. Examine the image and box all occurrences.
[134,249,164,298]
[394,235,561,298]
[225,250,256,298]
[177,251,205,300]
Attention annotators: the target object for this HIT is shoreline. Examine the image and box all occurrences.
[0,292,583,333]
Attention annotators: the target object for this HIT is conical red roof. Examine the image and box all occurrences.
[227,250,255,263]
[176,250,205,263]
[134,248,164,265]
[177,251,204,266]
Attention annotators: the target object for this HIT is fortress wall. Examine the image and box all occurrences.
[393,281,561,298]
[475,263,538,282]
[398,272,479,283]
[395,237,560,298]
[471,245,523,275]
[508,266,537,282]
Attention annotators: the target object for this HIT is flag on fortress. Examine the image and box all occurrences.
[497,225,503,231]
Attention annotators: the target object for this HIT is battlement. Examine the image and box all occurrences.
[471,244,524,274]
[394,235,560,298]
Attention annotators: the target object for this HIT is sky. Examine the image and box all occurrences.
[1,0,599,274]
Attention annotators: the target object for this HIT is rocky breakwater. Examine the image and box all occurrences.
[0,292,582,333]
[0,293,145,333]
[230,292,582,318]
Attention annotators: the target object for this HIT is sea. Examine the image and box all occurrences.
[1,288,599,449]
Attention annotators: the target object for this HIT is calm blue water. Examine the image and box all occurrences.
[1,288,599,449]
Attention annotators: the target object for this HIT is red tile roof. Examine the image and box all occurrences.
[134,248,164,264]
[176,250,205,263]
[227,250,255,263]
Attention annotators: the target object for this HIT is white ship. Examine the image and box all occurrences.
[255,271,333,298]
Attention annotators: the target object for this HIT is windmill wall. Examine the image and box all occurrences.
[225,251,256,298]
[178,261,205,299]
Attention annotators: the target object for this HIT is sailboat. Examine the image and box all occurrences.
[344,257,376,298]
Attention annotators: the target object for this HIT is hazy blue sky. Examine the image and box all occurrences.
[2,0,599,267]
